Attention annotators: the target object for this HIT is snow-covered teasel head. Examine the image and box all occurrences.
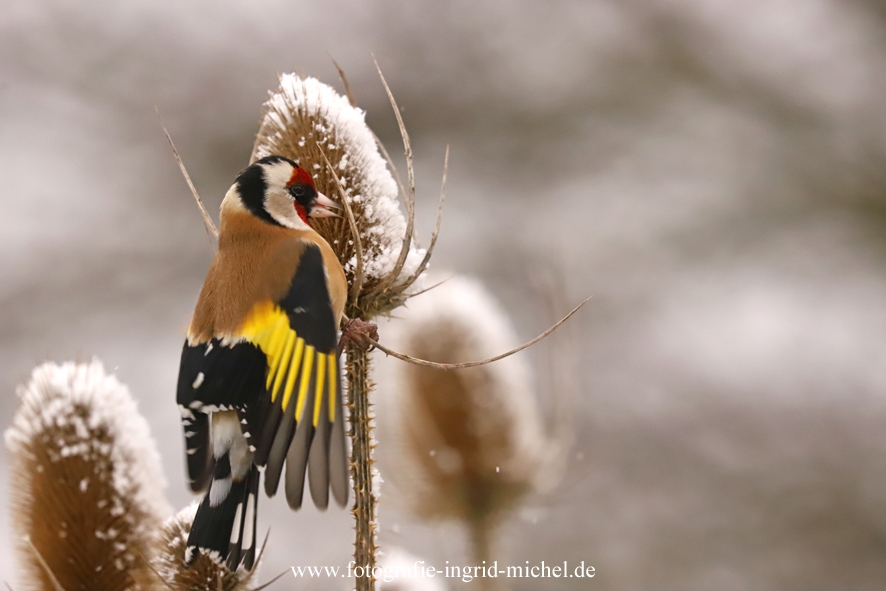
[383,276,552,562]
[145,502,257,590]
[5,360,169,590]
[252,74,431,319]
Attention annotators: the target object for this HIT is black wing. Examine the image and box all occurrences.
[176,244,348,508]
[177,338,265,492]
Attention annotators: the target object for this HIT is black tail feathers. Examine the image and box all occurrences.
[185,460,260,571]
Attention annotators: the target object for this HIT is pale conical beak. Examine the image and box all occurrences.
[310,192,341,218]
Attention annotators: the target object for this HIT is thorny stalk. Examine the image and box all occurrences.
[346,345,378,591]
[468,518,502,591]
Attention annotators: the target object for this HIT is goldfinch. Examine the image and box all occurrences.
[176,155,349,570]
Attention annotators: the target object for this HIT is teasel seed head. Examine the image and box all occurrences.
[141,503,258,591]
[386,276,551,558]
[251,73,435,320]
[5,360,170,591]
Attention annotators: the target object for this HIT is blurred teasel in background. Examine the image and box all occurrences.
[5,360,170,591]
[383,276,566,580]
[5,361,271,591]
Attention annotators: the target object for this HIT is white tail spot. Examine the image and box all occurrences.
[209,476,232,507]
[242,493,256,550]
[230,502,243,544]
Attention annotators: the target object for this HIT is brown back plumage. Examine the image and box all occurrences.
[189,208,346,342]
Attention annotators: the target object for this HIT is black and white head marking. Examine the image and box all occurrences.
[227,155,317,230]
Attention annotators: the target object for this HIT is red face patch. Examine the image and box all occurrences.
[295,203,309,225]
[287,165,315,189]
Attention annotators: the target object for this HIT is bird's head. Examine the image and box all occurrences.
[227,155,339,229]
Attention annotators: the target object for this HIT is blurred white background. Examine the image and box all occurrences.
[2,1,886,589]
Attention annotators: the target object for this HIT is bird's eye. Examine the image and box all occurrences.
[289,184,307,198]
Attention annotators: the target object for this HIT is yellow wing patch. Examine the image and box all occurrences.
[238,300,338,424]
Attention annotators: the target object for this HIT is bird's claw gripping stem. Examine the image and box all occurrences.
[338,318,379,355]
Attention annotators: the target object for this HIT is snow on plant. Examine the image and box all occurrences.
[146,503,258,591]
[251,72,437,320]
[6,360,169,591]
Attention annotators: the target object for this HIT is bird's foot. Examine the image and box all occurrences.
[338,318,379,355]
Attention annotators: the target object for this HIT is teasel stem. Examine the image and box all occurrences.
[346,343,378,591]
[468,516,501,591]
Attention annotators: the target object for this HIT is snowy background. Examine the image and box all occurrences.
[2,1,886,589]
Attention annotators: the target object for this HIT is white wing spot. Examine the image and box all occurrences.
[192,372,205,389]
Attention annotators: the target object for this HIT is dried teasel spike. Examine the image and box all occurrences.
[404,275,454,300]
[370,126,414,295]
[370,57,416,298]
[371,296,589,370]
[351,62,408,237]
[370,129,409,218]
[317,145,366,302]
[156,107,218,243]
[23,537,64,591]
[402,145,448,290]
[244,71,431,591]
[329,55,358,108]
